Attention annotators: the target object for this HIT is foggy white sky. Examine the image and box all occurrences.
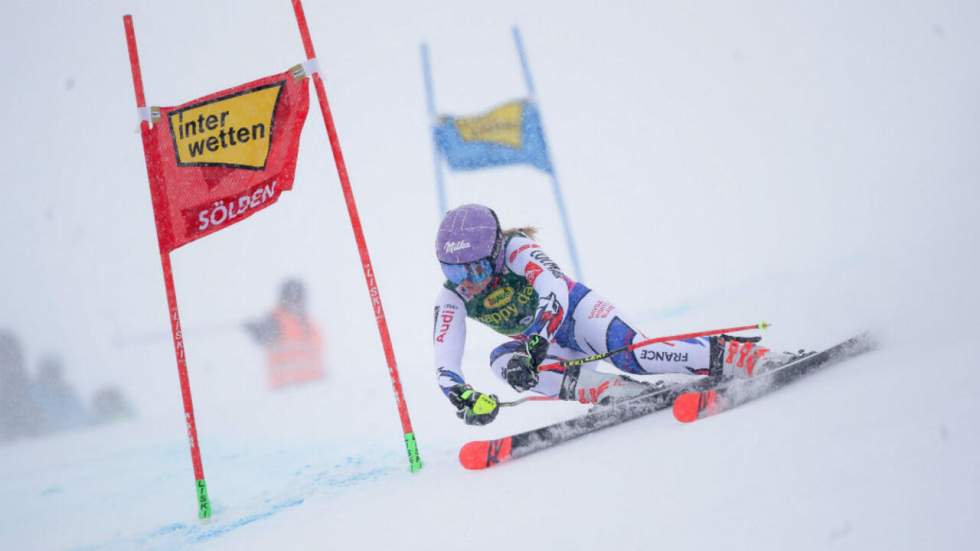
[1,2,979,549]
[0,0,977,413]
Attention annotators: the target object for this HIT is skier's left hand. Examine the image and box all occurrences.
[448,384,500,425]
[504,335,549,392]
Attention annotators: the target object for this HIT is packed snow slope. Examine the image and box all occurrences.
[1,1,978,550]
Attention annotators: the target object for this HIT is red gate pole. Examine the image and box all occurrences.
[123,15,213,519]
[289,0,422,472]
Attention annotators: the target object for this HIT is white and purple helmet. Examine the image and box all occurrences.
[436,204,504,284]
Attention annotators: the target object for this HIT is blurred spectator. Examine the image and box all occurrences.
[91,386,135,424]
[29,355,90,433]
[0,331,42,443]
[244,278,325,389]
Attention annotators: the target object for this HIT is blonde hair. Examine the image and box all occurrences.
[503,226,538,240]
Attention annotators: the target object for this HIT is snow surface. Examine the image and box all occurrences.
[1,1,978,550]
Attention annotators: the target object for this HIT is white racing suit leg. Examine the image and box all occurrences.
[489,285,723,404]
[569,291,769,382]
[569,290,713,376]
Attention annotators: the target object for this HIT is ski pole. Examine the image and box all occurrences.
[496,322,769,409]
[498,395,557,407]
[538,321,770,374]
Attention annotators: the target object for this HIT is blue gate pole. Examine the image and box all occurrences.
[420,42,448,216]
[512,26,584,281]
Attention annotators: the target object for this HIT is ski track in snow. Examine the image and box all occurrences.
[68,448,416,551]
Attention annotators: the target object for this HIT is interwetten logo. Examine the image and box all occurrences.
[167,81,284,170]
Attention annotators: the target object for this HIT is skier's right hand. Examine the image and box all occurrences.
[504,354,540,392]
[504,335,549,392]
[448,384,500,425]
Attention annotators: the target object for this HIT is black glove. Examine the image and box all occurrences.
[447,384,500,426]
[504,335,549,392]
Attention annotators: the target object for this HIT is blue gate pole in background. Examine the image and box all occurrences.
[420,43,449,216]
[512,26,584,281]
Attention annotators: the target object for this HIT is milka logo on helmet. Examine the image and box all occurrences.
[444,240,472,254]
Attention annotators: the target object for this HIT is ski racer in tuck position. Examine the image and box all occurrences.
[433,204,771,425]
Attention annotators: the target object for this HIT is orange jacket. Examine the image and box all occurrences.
[267,308,324,388]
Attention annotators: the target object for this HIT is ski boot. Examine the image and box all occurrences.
[707,334,771,383]
[558,365,665,406]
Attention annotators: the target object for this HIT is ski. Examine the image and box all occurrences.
[672,332,874,423]
[459,332,874,470]
[459,382,693,470]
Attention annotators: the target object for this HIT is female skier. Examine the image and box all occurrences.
[433,204,768,425]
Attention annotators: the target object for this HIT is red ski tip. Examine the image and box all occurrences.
[459,438,513,470]
[673,389,720,423]
[459,441,491,470]
[672,392,702,423]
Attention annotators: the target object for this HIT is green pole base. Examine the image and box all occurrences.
[404,432,423,473]
[196,479,212,520]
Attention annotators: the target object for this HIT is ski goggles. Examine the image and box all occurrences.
[440,258,494,285]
